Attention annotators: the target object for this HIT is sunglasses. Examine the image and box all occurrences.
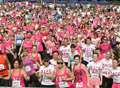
[44,60,49,62]
[57,62,63,64]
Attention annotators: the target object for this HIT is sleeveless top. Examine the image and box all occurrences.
[23,56,36,76]
[32,53,41,70]
[73,64,87,88]
[12,69,25,88]
[55,67,74,88]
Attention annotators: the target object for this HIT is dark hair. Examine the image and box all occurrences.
[12,59,21,68]
[113,58,119,66]
[110,28,114,32]
[87,37,91,40]
[113,58,119,61]
[95,48,100,51]
[27,31,33,34]
[74,55,80,60]
[43,55,50,62]
[101,36,108,43]
[85,37,91,44]
[116,42,120,45]
[43,58,49,62]
[93,52,98,56]
[93,48,100,54]
[70,44,76,48]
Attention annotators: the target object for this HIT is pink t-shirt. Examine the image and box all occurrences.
[92,17,100,29]
[98,53,105,60]
[55,67,74,88]
[0,17,7,25]
[73,64,87,88]
[76,44,82,54]
[4,39,13,53]
[99,43,111,54]
[66,25,74,35]
[23,25,34,31]
[0,43,5,53]
[45,40,55,54]
[23,41,33,53]
[39,18,48,25]
[50,22,58,30]
[40,31,49,37]
[8,24,14,30]
[37,41,43,52]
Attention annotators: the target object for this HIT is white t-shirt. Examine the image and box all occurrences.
[87,61,102,78]
[59,45,71,63]
[81,43,95,62]
[50,59,57,66]
[111,67,120,83]
[100,58,112,77]
[39,64,55,86]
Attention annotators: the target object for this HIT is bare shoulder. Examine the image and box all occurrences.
[81,64,87,68]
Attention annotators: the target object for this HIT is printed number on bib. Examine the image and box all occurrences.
[25,65,31,72]
[33,64,37,69]
[76,82,83,88]
[43,77,50,83]
[12,80,21,88]
[16,40,22,44]
[0,64,4,71]
[59,82,68,88]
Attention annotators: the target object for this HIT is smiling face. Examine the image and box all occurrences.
[74,57,80,65]
[105,52,111,60]
[44,60,49,67]
[13,60,20,69]
[74,55,81,65]
[53,52,59,60]
[112,59,118,69]
[93,53,98,62]
[32,46,37,53]
[86,38,91,45]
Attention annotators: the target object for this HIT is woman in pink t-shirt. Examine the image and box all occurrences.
[99,36,111,60]
[19,32,33,55]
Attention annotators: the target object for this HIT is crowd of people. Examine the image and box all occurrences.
[0,1,120,88]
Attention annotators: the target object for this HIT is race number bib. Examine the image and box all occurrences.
[0,64,4,71]
[76,82,83,88]
[33,64,38,69]
[41,76,55,85]
[12,80,21,88]
[43,77,50,83]
[16,40,22,44]
[25,65,31,72]
[59,82,68,88]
